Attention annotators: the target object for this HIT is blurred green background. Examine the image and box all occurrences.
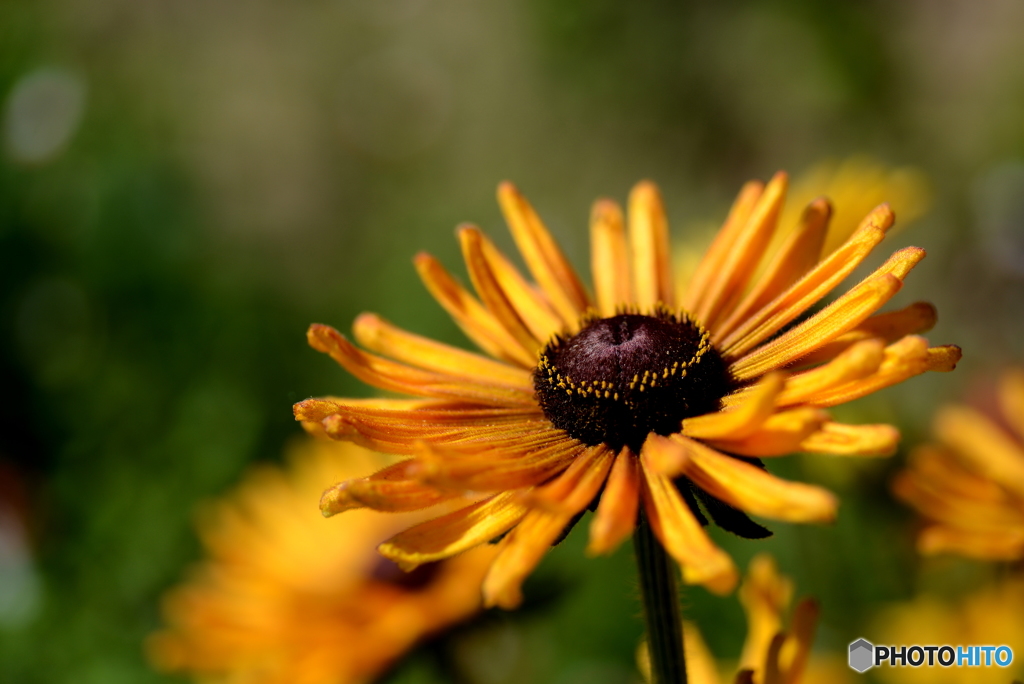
[2,1,1024,682]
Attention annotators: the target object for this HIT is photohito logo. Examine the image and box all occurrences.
[848,638,1014,673]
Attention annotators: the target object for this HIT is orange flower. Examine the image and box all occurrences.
[639,555,851,684]
[296,174,960,608]
[147,437,495,684]
[894,368,1024,560]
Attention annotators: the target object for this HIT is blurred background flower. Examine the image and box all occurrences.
[147,436,495,684]
[4,1,1024,682]
[894,367,1024,559]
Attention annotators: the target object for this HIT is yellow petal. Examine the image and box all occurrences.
[999,368,1024,442]
[378,491,529,570]
[729,269,905,382]
[780,598,819,684]
[319,460,455,515]
[696,171,788,329]
[628,180,674,309]
[414,252,535,367]
[676,436,839,523]
[459,226,543,355]
[917,525,1024,560]
[793,300,937,366]
[683,372,787,440]
[482,446,613,608]
[738,554,792,675]
[353,313,534,389]
[684,179,764,312]
[471,227,566,341]
[714,197,831,342]
[704,408,829,457]
[799,422,900,457]
[497,182,590,323]
[640,458,738,594]
[718,204,894,357]
[935,405,1024,499]
[587,449,641,556]
[774,339,886,406]
[798,337,959,408]
[412,440,586,493]
[307,323,536,406]
[590,198,633,317]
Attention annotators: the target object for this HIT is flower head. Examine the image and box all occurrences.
[297,174,960,607]
[894,367,1024,560]
[147,437,494,684]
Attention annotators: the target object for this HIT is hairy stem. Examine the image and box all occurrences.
[634,513,687,684]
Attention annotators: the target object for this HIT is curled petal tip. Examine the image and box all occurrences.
[320,481,361,517]
[930,344,962,372]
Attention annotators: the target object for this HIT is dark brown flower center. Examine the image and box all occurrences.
[534,311,732,453]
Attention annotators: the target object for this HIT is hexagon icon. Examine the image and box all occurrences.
[849,638,874,672]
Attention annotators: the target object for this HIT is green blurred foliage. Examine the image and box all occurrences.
[2,0,1024,683]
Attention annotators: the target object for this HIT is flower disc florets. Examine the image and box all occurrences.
[534,309,732,453]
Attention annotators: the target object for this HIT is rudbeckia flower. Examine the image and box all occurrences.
[640,554,850,684]
[871,578,1024,684]
[894,368,1024,560]
[296,173,960,608]
[147,437,495,684]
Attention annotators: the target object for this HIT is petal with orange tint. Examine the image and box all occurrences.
[1000,368,1024,442]
[935,405,1024,500]
[294,397,462,424]
[353,313,534,389]
[307,324,536,406]
[412,439,586,493]
[793,301,937,366]
[799,422,900,457]
[628,181,674,309]
[473,227,565,341]
[704,408,829,457]
[482,446,613,607]
[640,457,738,594]
[587,449,641,555]
[414,252,535,367]
[683,372,787,440]
[695,172,788,328]
[714,197,832,342]
[675,436,838,523]
[780,598,819,683]
[728,270,905,382]
[684,179,764,312]
[917,525,1024,560]
[590,198,632,317]
[378,491,529,570]
[806,337,960,408]
[718,204,894,356]
[767,339,885,408]
[320,460,456,515]
[737,554,791,674]
[460,226,543,355]
[497,182,590,323]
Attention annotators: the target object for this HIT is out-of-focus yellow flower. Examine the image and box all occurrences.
[676,157,931,297]
[778,156,931,256]
[298,174,958,608]
[871,578,1024,683]
[639,554,851,684]
[893,368,1024,560]
[147,436,496,684]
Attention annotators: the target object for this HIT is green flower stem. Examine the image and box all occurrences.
[634,512,687,684]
